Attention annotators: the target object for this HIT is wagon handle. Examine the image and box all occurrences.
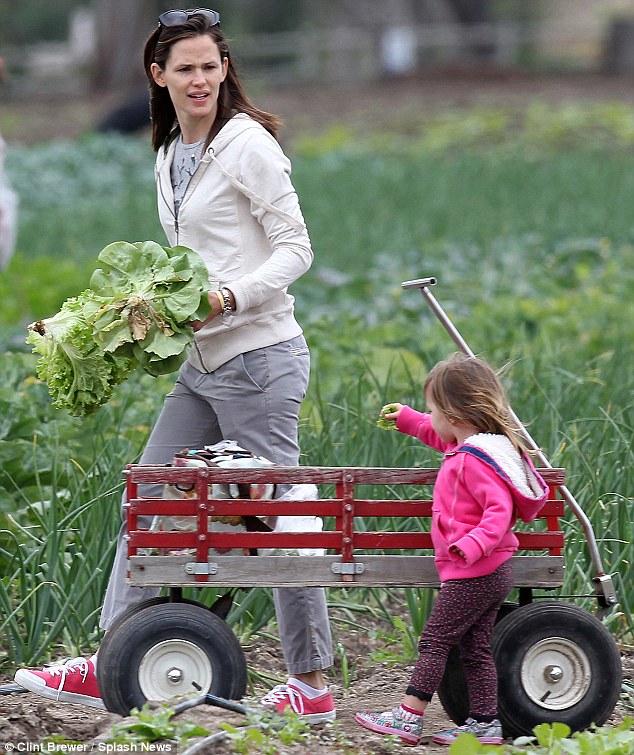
[402,277,617,610]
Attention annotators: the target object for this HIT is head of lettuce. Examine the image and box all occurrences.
[26,240,211,417]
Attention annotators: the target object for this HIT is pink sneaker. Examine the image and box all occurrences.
[14,657,105,710]
[260,682,336,724]
[355,706,424,745]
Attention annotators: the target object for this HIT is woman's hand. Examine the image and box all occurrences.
[190,289,234,332]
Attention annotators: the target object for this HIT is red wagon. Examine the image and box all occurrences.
[96,278,622,738]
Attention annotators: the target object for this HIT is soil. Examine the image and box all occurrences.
[0,616,632,754]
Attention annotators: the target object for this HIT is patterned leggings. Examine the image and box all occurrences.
[406,561,514,718]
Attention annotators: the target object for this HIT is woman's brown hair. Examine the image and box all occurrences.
[424,353,528,452]
[143,14,282,152]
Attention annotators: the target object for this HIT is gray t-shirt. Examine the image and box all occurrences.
[171,135,205,216]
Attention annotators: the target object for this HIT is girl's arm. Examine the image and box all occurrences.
[449,457,515,565]
[395,405,453,453]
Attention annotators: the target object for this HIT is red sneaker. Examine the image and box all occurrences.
[14,657,105,710]
[260,682,336,724]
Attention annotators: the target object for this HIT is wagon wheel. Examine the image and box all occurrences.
[103,596,200,634]
[437,602,518,725]
[104,592,235,634]
[493,601,622,737]
[97,602,247,715]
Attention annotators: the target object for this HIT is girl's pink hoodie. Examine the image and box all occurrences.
[397,406,548,581]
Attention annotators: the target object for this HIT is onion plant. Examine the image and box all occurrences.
[2,116,634,672]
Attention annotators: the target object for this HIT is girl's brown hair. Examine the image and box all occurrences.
[143,14,282,152]
[424,353,528,452]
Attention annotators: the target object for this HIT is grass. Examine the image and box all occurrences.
[0,102,633,669]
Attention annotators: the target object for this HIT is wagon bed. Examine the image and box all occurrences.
[125,463,566,592]
[98,273,622,733]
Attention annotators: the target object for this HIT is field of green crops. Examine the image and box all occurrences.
[0,102,632,672]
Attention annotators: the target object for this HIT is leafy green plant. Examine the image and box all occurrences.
[26,241,211,416]
[220,708,311,754]
[26,289,133,417]
[503,718,634,754]
[334,640,356,689]
[369,616,418,666]
[376,403,398,430]
[439,720,634,753]
[107,702,210,746]
[86,240,211,375]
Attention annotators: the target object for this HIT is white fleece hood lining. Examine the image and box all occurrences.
[462,433,543,498]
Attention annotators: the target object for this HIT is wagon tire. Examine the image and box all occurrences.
[437,602,518,725]
[103,596,202,634]
[103,591,235,634]
[97,603,247,716]
[493,601,622,737]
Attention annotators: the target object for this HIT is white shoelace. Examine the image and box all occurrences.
[45,657,91,701]
[261,684,305,714]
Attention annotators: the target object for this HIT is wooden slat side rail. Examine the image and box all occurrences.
[127,530,565,553]
[125,464,566,587]
[128,554,565,589]
[126,465,566,487]
[126,497,564,520]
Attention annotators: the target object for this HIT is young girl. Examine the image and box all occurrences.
[355,353,548,746]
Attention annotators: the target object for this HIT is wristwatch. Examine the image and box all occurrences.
[219,288,233,317]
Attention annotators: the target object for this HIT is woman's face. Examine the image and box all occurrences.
[151,34,228,134]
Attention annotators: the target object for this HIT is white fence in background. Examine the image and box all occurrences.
[0,15,626,97]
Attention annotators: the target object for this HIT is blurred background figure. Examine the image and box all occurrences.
[0,56,18,270]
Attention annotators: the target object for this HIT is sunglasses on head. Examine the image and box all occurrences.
[158,8,220,27]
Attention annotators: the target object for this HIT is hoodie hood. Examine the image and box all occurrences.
[458,433,548,522]
[156,113,259,169]
[156,114,306,235]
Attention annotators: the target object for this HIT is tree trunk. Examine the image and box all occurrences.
[91,0,160,95]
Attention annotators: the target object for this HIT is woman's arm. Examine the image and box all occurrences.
[223,130,313,312]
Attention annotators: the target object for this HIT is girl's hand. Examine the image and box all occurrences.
[382,403,403,419]
[377,402,404,430]
[449,544,467,561]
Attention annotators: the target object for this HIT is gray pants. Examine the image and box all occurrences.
[100,335,334,675]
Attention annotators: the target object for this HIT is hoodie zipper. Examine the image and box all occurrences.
[157,169,180,244]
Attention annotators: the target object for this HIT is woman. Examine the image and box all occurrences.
[15,9,335,722]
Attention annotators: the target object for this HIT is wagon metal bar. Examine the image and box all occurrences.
[402,277,617,608]
[0,683,28,695]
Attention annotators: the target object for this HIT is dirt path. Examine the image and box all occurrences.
[1,636,632,753]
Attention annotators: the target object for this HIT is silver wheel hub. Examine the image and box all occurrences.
[138,639,213,701]
[521,637,591,710]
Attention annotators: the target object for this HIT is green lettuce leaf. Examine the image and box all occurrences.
[26,240,213,415]
[87,240,211,374]
[26,291,133,417]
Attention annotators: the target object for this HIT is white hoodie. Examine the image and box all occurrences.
[154,114,313,373]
